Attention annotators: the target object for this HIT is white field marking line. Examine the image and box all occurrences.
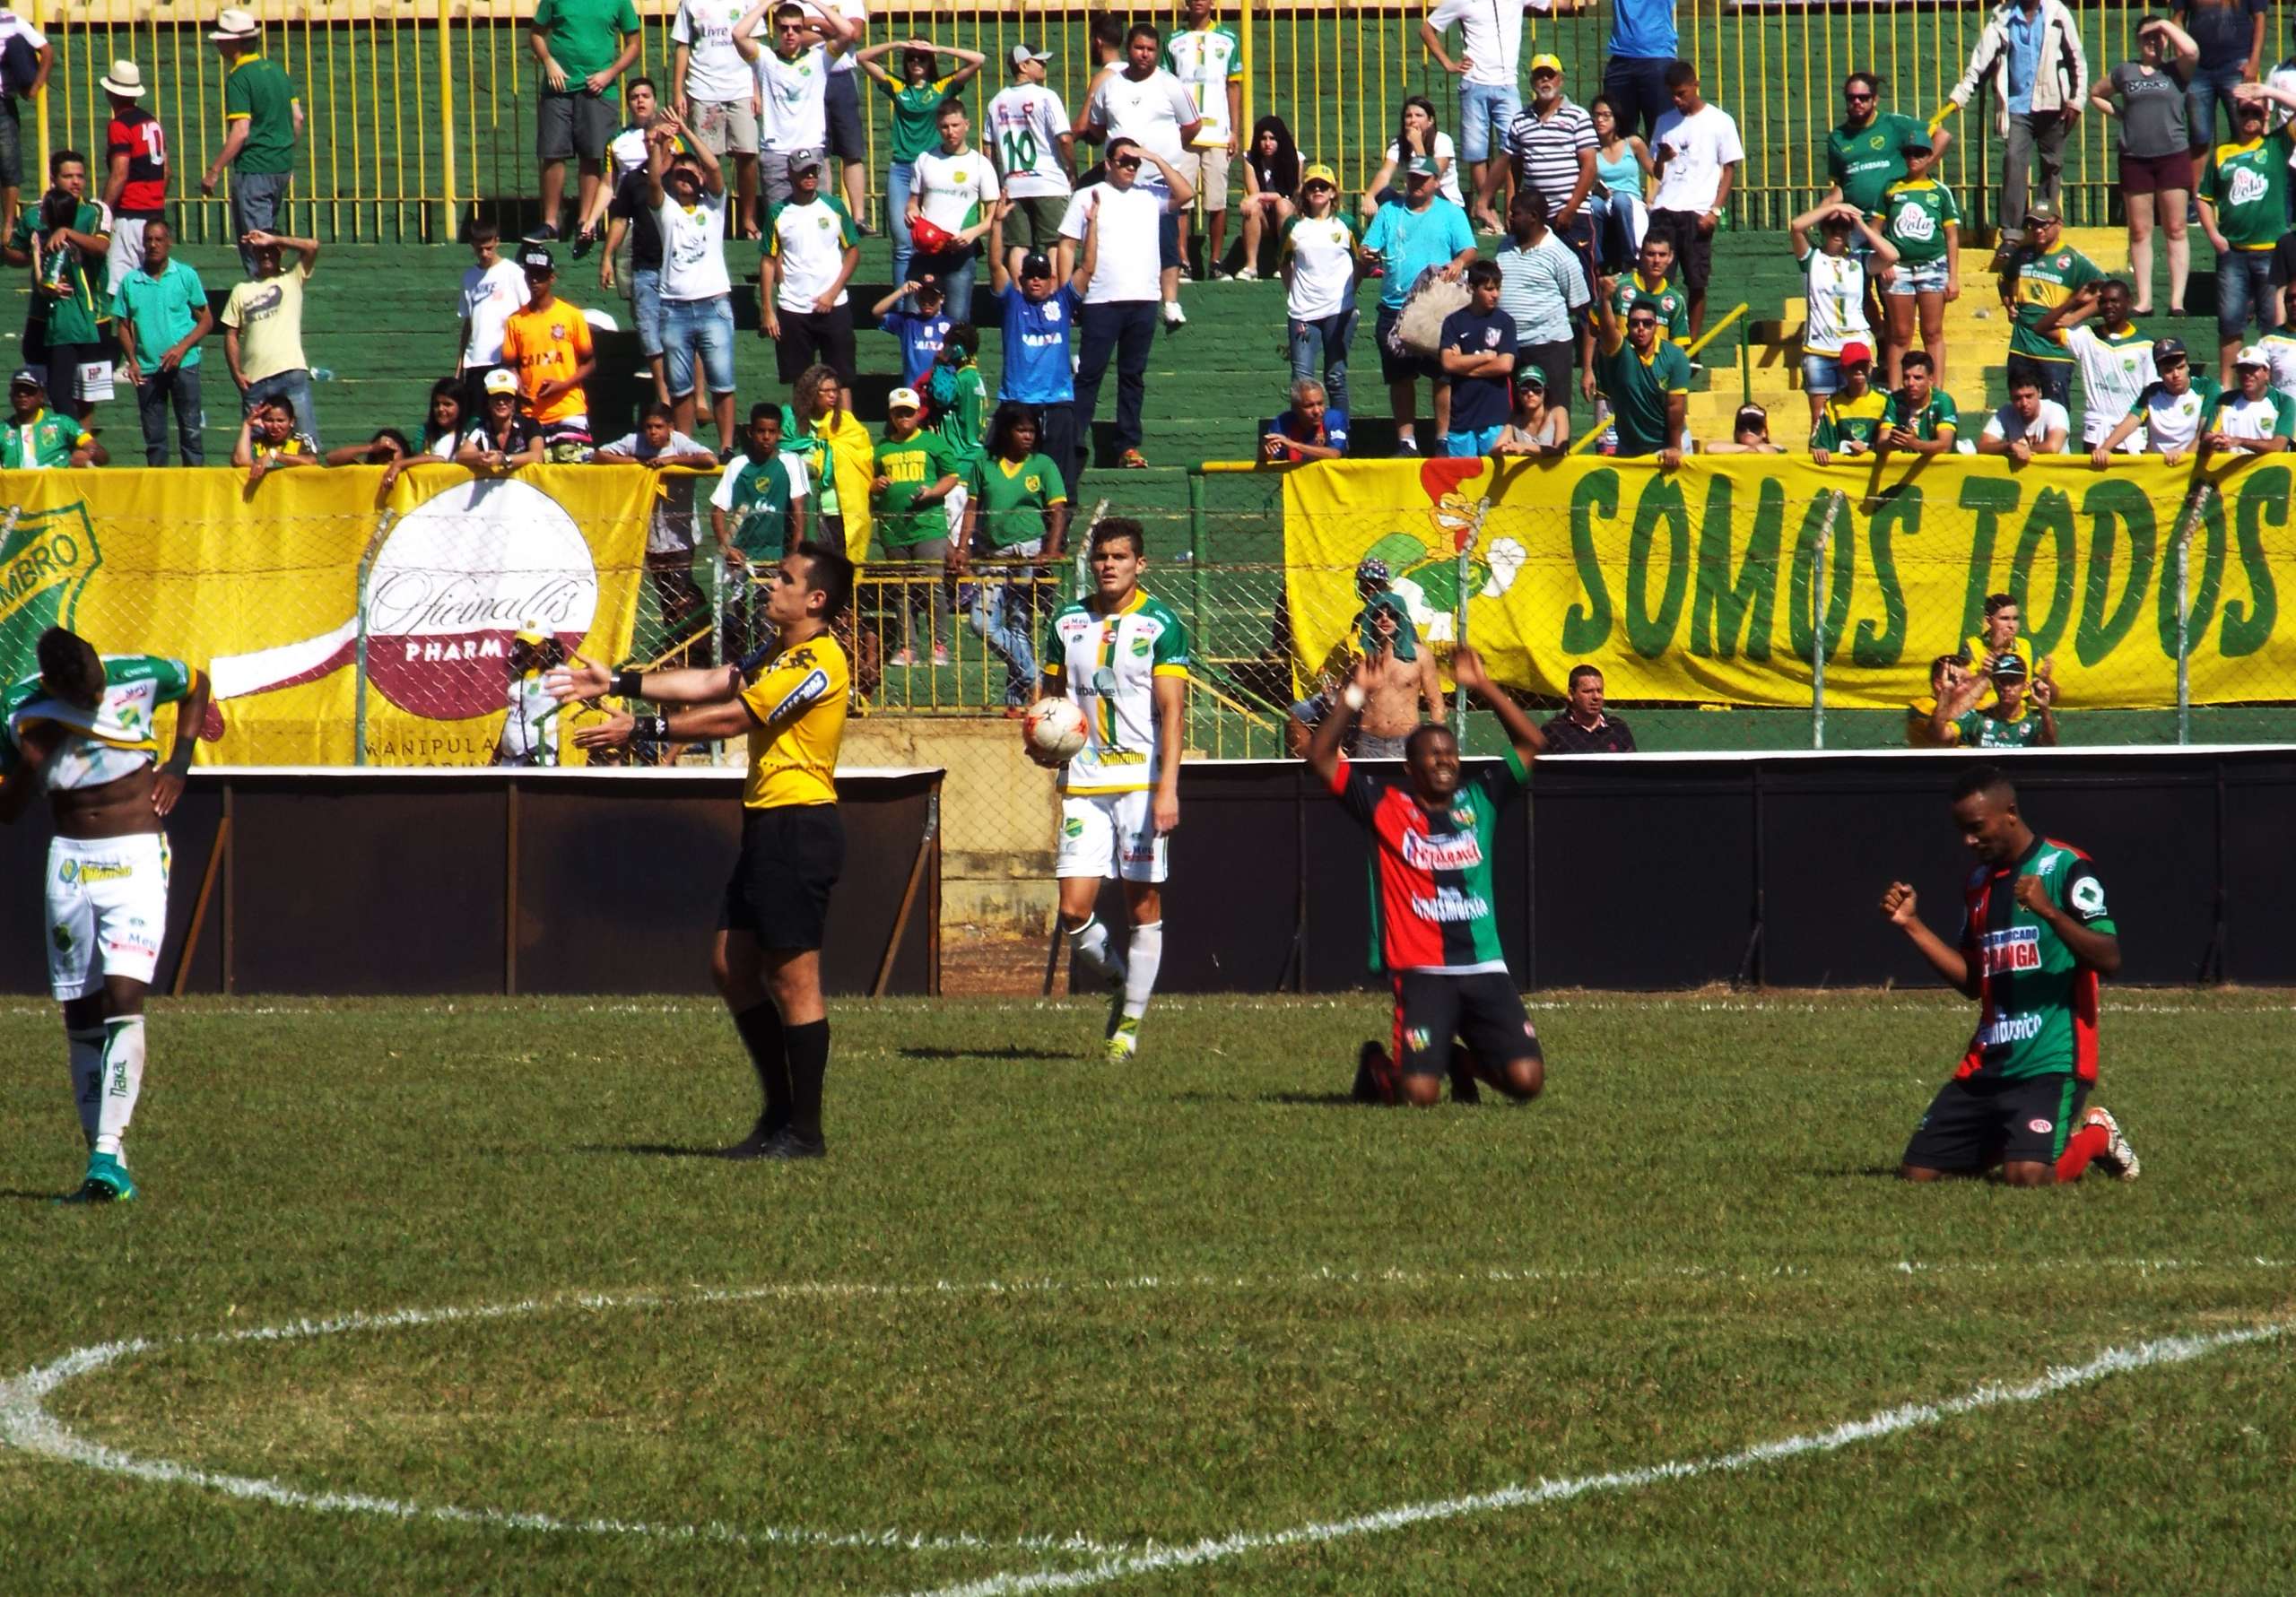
[3,1263,2289,1567]
[900,1319,2296,1597]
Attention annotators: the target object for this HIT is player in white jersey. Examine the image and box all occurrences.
[1031,519,1189,1060]
[0,627,208,1203]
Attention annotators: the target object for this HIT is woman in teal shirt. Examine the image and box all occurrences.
[1587,95,1653,273]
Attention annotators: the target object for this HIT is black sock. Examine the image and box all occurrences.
[784,1018,830,1141]
[734,1002,791,1133]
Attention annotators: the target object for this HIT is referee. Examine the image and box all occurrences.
[552,542,855,1160]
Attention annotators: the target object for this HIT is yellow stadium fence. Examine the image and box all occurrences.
[22,1,2186,245]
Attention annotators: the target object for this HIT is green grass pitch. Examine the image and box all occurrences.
[2,989,2291,1593]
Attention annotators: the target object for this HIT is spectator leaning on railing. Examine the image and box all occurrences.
[1,368,100,468]
[1495,368,1568,455]
[2092,335,2216,460]
[1978,371,2072,456]
[455,369,548,473]
[1907,652,1975,747]
[1591,270,1689,464]
[1260,377,1348,463]
[232,395,317,483]
[1810,341,1886,464]
[1874,350,1961,462]
[2200,343,2296,454]
[1930,654,2057,749]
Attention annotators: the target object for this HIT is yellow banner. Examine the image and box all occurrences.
[1282,456,2291,711]
[0,464,659,764]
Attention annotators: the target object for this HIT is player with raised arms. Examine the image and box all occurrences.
[0,626,210,1202]
[1880,765,2140,1185]
[1306,645,1548,1107]
[551,542,855,1159]
[1031,517,1187,1061]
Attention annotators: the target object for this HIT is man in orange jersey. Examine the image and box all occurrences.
[500,242,599,458]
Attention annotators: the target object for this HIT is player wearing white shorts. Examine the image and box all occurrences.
[0,627,208,1203]
[1031,518,1188,1060]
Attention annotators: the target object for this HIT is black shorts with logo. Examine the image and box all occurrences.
[721,803,845,950]
[1900,1072,2088,1173]
[1389,970,1539,1079]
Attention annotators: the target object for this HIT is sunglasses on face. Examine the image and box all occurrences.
[1113,156,1141,169]
[1846,91,1874,103]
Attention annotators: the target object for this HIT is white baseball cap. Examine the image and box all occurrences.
[1010,43,1052,70]
[483,369,521,395]
[2236,344,2268,369]
[888,386,924,412]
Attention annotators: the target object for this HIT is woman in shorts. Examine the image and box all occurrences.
[2094,16,2197,315]
[1874,135,1961,389]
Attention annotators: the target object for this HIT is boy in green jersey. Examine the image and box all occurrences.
[870,386,961,664]
[712,403,811,660]
[1875,350,1960,459]
[959,399,1068,708]
[1929,654,2057,748]
[1880,765,2139,1185]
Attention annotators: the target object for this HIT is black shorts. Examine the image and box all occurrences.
[775,304,857,387]
[1645,207,1711,295]
[1389,970,1539,1079]
[1900,1073,2088,1174]
[1375,303,1437,386]
[720,803,845,950]
[824,70,866,161]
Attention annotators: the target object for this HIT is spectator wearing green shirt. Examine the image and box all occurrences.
[21,167,113,421]
[1591,270,1690,464]
[2198,83,2296,386]
[1998,201,2100,408]
[713,403,811,658]
[958,400,1069,708]
[871,386,961,666]
[111,220,213,465]
[1874,351,1961,462]
[1824,72,1951,216]
[1929,655,2057,749]
[855,37,984,303]
[199,10,302,278]
[1,369,102,467]
[529,0,642,245]
[1873,137,1961,392]
[1,149,106,416]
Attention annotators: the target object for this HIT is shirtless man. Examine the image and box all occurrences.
[1288,577,1441,757]
[0,626,209,1203]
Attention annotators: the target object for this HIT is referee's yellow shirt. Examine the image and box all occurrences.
[738,630,850,809]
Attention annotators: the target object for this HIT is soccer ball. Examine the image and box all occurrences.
[1023,698,1088,759]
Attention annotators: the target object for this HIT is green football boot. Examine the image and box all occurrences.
[58,1151,136,1204]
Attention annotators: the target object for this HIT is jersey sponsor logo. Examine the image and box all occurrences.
[1981,925,2042,974]
[768,666,831,722]
[2227,165,2269,207]
[57,858,135,885]
[2028,1117,2054,1134]
[1979,1011,2046,1046]
[1403,829,1483,872]
[1090,747,1148,766]
[2070,875,2106,916]
[1062,815,1084,838]
[1411,887,1491,924]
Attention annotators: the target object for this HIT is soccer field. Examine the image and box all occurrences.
[3,991,2291,1593]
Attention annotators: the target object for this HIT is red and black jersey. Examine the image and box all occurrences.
[1328,753,1526,974]
[108,107,168,218]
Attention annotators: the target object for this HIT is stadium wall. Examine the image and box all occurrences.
[1156,748,2296,993]
[0,768,943,997]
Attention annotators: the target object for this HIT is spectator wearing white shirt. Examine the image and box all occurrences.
[758,155,863,403]
[1163,0,1243,282]
[1279,164,1361,416]
[1978,374,2072,458]
[0,4,52,231]
[599,401,721,635]
[1061,137,1194,469]
[2033,278,2156,450]
[734,0,855,208]
[2254,326,2296,399]
[2092,336,2220,463]
[1419,0,1529,213]
[456,218,526,416]
[908,99,1004,322]
[2201,343,2296,455]
[673,0,763,237]
[987,45,1075,284]
[1083,22,1203,329]
[1647,60,1742,339]
[647,113,738,455]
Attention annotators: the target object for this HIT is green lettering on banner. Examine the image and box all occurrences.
[2074,479,2156,667]
[1625,476,1691,657]
[1787,492,1855,663]
[2009,487,2078,660]
[1561,468,1618,654]
[2158,487,2227,657]
[1955,476,2021,639]
[2222,467,2283,657]
[1691,474,1780,661]
[1854,487,1913,667]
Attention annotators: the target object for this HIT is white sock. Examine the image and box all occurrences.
[1121,920,1163,1021]
[1066,916,1126,989]
[67,1026,104,1149]
[92,1016,145,1163]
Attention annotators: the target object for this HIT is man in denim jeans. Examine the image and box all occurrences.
[1419,0,1527,224]
[221,228,320,445]
[646,112,738,454]
[199,10,302,278]
[2174,0,2268,156]
[110,220,211,465]
[2199,82,2294,385]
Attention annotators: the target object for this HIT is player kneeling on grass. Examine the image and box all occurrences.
[550,544,855,1160]
[1880,765,2139,1185]
[1029,518,1188,1062]
[0,627,209,1202]
[1306,645,1548,1108]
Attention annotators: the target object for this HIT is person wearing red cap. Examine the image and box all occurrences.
[1810,340,1887,464]
[1788,196,1897,431]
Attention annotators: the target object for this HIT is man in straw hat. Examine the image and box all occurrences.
[99,59,165,284]
[199,9,302,277]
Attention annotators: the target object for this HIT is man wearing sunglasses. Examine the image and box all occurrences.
[1058,135,1193,471]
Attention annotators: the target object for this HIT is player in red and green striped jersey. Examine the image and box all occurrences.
[1307,645,1548,1108]
[1879,765,2141,1185]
